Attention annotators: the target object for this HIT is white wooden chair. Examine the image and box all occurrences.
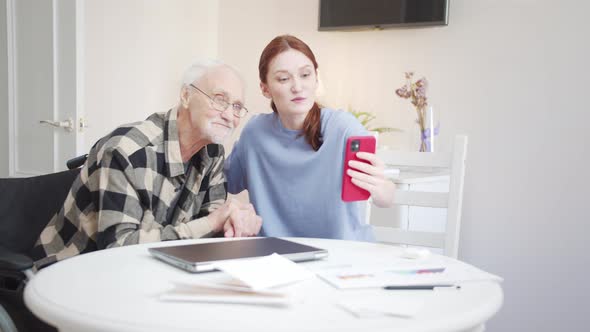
[370,135,468,258]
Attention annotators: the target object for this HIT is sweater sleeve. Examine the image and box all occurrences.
[224,137,247,194]
[340,111,370,138]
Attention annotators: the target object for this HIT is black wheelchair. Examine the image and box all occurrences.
[0,155,87,332]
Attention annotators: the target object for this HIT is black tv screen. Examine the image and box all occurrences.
[319,0,449,30]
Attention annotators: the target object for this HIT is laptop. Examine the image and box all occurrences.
[148,237,329,273]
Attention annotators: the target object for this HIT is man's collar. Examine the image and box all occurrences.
[164,107,185,177]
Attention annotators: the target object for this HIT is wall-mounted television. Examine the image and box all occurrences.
[318,0,449,31]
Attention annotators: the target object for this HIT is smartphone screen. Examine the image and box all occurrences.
[342,136,376,202]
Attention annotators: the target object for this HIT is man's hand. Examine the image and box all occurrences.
[205,199,262,237]
[205,200,235,232]
[223,201,262,238]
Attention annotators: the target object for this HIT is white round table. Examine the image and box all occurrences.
[25,238,502,332]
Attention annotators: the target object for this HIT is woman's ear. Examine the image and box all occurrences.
[260,82,271,99]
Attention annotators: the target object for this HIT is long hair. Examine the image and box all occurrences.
[258,35,322,151]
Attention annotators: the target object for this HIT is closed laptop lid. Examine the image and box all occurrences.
[148,237,328,272]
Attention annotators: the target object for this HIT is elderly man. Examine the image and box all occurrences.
[33,60,262,268]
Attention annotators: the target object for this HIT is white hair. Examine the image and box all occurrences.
[181,59,245,88]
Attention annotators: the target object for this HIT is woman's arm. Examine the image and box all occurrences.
[224,138,247,194]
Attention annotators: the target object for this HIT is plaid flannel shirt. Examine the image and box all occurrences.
[33,108,227,268]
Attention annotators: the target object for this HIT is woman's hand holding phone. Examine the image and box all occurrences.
[342,136,375,201]
[347,151,396,208]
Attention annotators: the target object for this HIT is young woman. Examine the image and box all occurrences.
[224,35,395,241]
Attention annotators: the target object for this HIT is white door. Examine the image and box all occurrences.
[6,0,84,177]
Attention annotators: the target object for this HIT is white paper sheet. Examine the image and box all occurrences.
[159,282,292,306]
[213,253,315,290]
[317,259,502,289]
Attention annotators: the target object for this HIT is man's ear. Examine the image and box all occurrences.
[260,82,271,99]
[180,86,190,108]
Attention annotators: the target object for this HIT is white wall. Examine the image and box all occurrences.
[81,0,219,151]
[218,0,590,330]
[1,0,588,328]
[0,0,8,177]
[0,0,219,172]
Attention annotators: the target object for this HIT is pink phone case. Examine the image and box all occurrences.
[342,136,376,202]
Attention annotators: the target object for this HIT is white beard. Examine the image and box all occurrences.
[207,121,234,144]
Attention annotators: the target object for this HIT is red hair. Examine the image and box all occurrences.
[258,35,322,151]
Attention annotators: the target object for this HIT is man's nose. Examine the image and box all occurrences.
[220,107,234,122]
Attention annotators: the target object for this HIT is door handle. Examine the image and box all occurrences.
[39,118,74,132]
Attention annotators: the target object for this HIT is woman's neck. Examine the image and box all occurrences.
[277,112,307,130]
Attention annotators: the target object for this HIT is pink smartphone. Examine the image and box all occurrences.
[342,136,376,202]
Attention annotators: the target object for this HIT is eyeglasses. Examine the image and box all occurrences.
[189,84,248,118]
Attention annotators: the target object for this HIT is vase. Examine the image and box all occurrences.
[419,107,438,152]
[420,129,432,152]
[370,131,379,147]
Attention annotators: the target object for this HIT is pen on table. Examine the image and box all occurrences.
[383,285,461,290]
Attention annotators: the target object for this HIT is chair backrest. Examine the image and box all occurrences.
[371,135,468,258]
[0,169,80,256]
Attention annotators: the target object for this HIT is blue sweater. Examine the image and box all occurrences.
[224,108,375,241]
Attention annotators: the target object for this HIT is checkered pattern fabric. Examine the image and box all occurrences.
[32,108,227,268]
